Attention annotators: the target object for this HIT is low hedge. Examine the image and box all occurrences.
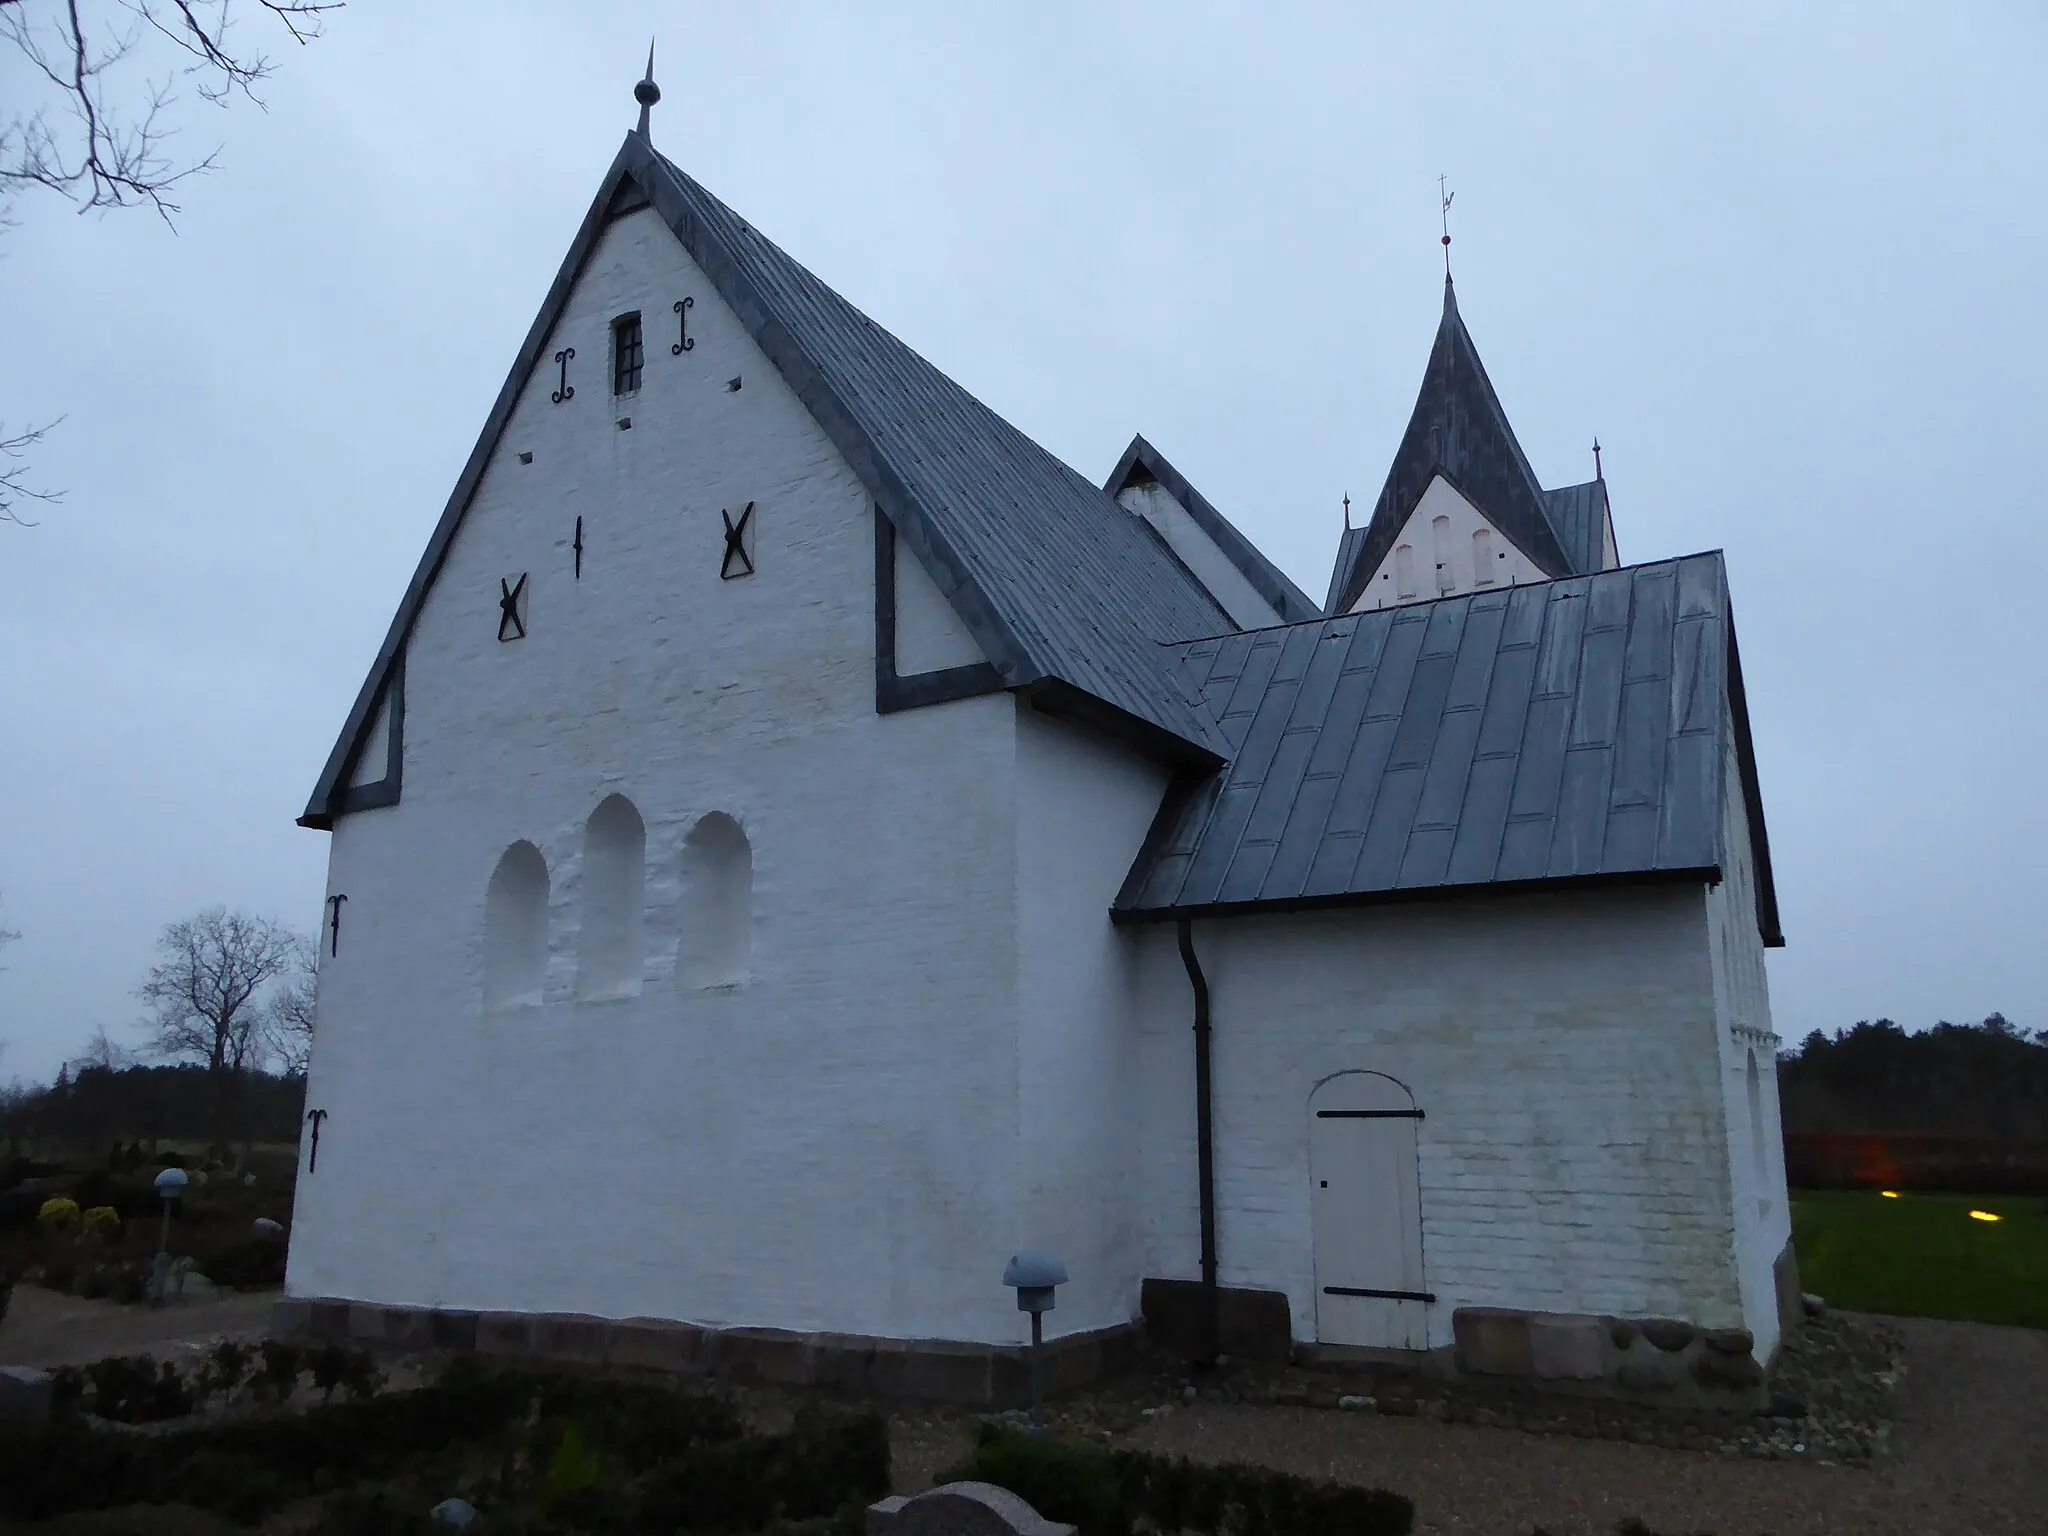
[943,1424,1412,1536]
[0,1360,888,1534]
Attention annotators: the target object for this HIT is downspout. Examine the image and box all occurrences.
[1176,916,1219,1366]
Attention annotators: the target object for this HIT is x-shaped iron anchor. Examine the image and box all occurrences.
[498,574,528,640]
[721,502,755,579]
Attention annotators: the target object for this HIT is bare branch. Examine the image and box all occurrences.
[0,0,340,223]
[0,418,65,525]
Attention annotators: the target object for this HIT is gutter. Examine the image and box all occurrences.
[1176,916,1220,1366]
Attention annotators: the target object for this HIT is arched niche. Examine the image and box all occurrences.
[578,794,646,1000]
[680,812,752,989]
[484,841,550,1009]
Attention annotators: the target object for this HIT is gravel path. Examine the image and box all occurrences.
[1104,1316,2046,1536]
[0,1283,276,1369]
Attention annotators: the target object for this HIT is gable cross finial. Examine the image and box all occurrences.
[635,40,661,139]
[1439,175,1454,280]
[1593,437,1603,480]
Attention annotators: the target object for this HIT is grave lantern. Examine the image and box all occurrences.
[149,1167,188,1307]
[1002,1250,1067,1425]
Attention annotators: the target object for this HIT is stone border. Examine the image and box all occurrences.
[271,1299,1141,1408]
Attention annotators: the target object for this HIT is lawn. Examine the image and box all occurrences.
[1791,1189,2048,1330]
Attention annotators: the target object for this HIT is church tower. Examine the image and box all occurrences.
[1327,277,1618,614]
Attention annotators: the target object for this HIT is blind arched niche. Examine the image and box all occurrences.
[484,841,549,1008]
[680,812,752,989]
[578,794,646,1000]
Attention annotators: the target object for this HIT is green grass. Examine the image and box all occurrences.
[1791,1189,2048,1329]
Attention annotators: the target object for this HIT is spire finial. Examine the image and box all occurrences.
[1439,175,1454,280]
[1342,492,1352,531]
[634,40,661,139]
[1592,438,1604,480]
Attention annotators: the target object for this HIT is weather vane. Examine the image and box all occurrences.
[1439,175,1454,278]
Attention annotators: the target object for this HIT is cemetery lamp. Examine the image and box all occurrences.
[1002,1250,1067,1426]
[150,1167,188,1307]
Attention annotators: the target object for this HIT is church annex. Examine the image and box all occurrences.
[285,81,1795,1408]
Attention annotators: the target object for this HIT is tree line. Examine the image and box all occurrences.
[1778,1014,2048,1143]
[2,904,316,1162]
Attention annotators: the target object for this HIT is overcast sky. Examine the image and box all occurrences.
[2,3,2044,1082]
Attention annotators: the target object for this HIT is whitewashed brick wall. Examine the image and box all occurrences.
[1013,709,1172,1339]
[294,205,1057,1345]
[1132,886,1749,1350]
[1706,725,1793,1359]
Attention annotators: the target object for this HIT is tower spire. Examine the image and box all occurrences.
[634,40,661,139]
[1592,438,1604,481]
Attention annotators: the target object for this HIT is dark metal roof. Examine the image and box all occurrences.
[1326,279,1579,616]
[1543,478,1613,575]
[1104,435,1322,625]
[303,134,1238,825]
[1114,551,1784,947]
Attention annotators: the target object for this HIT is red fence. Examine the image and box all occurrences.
[1785,1131,2048,1196]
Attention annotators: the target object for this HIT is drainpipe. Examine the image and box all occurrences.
[1176,917,1219,1367]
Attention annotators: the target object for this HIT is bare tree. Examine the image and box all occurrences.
[0,892,18,966]
[71,1022,134,1073]
[137,906,305,1151]
[263,942,316,1076]
[1,0,340,223]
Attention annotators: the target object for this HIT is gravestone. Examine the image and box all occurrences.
[867,1482,1076,1536]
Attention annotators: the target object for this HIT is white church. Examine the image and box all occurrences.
[285,74,1797,1408]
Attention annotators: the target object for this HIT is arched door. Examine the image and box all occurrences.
[1309,1071,1428,1349]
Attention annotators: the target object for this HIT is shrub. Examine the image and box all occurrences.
[256,1340,304,1403]
[82,1205,122,1236]
[197,1237,288,1290]
[949,1428,1415,1536]
[309,1344,384,1404]
[942,1423,1125,1536]
[38,1196,82,1233]
[81,1354,193,1424]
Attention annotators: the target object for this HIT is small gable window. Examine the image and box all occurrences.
[1473,527,1495,585]
[612,313,644,396]
[1432,514,1454,592]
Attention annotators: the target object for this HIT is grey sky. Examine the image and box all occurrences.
[2,3,2044,1083]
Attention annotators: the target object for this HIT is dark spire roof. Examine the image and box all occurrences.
[1326,278,1577,615]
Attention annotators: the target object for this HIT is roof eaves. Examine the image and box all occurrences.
[300,140,649,829]
[1109,865,1723,926]
[1723,610,1784,948]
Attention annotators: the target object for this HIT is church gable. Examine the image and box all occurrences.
[1347,474,1552,611]
[305,131,1239,829]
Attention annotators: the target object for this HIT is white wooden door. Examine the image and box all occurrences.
[1309,1072,1428,1349]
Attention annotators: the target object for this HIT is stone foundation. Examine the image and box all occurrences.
[271,1298,1141,1408]
[1448,1306,1768,1411]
